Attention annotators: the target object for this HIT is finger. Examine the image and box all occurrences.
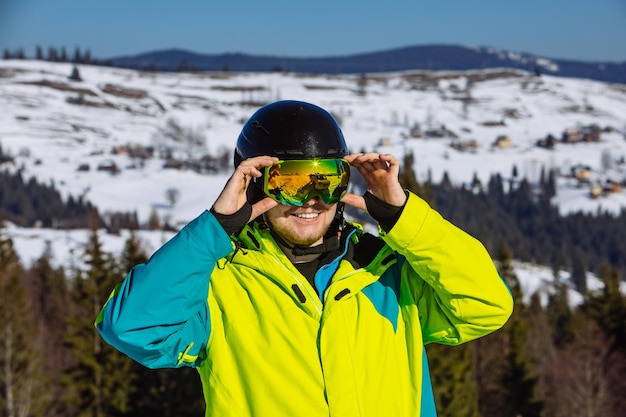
[378,153,398,172]
[349,162,382,193]
[351,153,389,180]
[237,155,279,178]
[343,153,363,164]
[227,156,279,195]
[378,153,397,164]
[350,152,388,171]
[340,193,367,212]
[349,155,376,176]
[369,153,394,170]
[250,197,278,220]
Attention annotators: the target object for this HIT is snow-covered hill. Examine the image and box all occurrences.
[5,220,616,309]
[1,60,625,300]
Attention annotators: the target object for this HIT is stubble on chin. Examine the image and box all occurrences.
[268,216,331,247]
[266,202,337,248]
[273,222,325,247]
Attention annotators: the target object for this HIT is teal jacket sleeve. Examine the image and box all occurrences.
[95,210,233,368]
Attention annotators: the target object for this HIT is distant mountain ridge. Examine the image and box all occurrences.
[109,44,626,84]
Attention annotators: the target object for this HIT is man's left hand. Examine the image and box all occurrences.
[341,153,407,212]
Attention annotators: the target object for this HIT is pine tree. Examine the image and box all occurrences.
[399,152,434,206]
[119,230,148,272]
[543,169,557,200]
[551,313,622,417]
[0,225,49,417]
[72,46,82,63]
[62,221,135,417]
[585,263,626,350]
[427,343,480,417]
[147,208,161,230]
[546,282,575,347]
[570,248,588,294]
[24,241,70,417]
[526,293,559,417]
[128,367,205,417]
[490,241,543,417]
[499,306,543,417]
[47,46,58,62]
[579,263,626,415]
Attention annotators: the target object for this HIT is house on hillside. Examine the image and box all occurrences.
[407,123,422,138]
[163,156,185,169]
[562,127,582,143]
[561,125,602,144]
[424,125,458,139]
[571,164,591,183]
[590,184,603,199]
[590,179,621,199]
[0,153,15,165]
[493,135,513,148]
[187,155,224,174]
[112,145,129,155]
[581,124,601,142]
[129,144,155,160]
[536,134,557,150]
[163,157,184,170]
[97,159,120,175]
[604,180,621,193]
[481,119,506,127]
[378,137,392,146]
[450,140,478,153]
[112,144,154,160]
[77,163,90,172]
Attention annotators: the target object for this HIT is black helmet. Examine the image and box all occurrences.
[234,100,347,166]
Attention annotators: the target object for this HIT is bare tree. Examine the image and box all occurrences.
[153,118,207,161]
[551,318,614,417]
[600,149,613,173]
[165,188,181,208]
[0,229,48,417]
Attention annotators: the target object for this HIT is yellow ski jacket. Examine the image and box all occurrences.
[96,192,513,416]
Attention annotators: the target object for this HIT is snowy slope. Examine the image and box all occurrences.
[1,60,625,300]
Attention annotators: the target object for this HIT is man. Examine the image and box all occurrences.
[96,100,513,416]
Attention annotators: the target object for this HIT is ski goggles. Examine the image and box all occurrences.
[263,158,351,206]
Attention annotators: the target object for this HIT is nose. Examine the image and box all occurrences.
[299,196,333,209]
[301,197,321,206]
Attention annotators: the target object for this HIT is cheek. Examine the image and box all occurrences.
[265,206,288,222]
[264,207,291,232]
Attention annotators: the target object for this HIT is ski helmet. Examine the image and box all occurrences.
[234,100,348,165]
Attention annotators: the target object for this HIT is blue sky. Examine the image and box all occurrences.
[1,0,625,62]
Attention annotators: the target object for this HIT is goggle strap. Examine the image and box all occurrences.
[336,202,346,241]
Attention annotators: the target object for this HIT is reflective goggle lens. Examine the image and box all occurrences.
[263,159,350,206]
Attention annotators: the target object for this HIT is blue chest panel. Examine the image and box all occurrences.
[362,258,403,332]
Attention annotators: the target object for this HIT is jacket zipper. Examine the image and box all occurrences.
[268,252,323,315]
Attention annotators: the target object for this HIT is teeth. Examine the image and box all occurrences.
[295,213,318,219]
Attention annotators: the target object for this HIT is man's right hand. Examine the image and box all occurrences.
[212,156,279,222]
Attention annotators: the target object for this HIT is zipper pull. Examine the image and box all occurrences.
[291,284,307,303]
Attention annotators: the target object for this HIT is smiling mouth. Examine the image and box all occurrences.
[293,212,319,219]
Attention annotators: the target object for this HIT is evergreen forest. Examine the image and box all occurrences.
[1,155,625,417]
